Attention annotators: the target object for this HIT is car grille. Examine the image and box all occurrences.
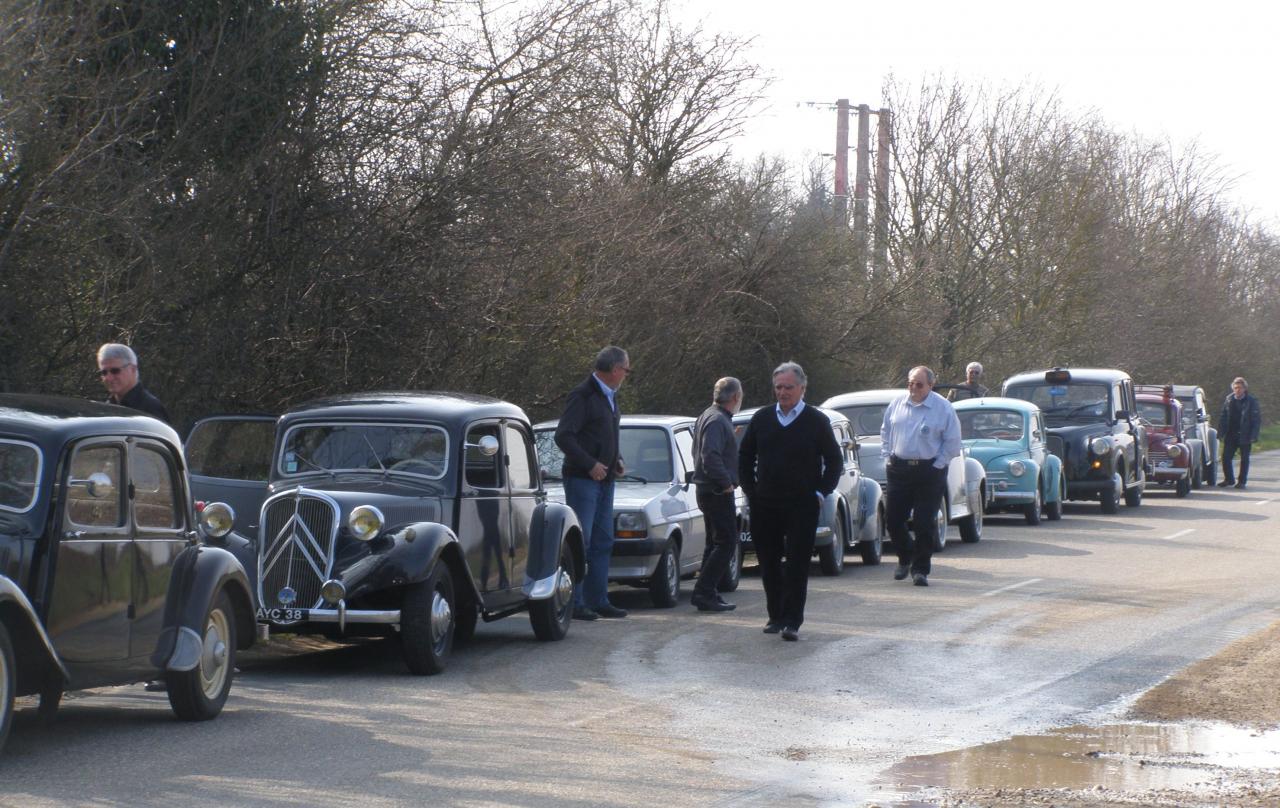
[259,491,338,610]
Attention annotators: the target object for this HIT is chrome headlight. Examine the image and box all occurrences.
[614,511,648,537]
[199,502,236,539]
[1166,444,1183,458]
[1089,437,1111,455]
[1008,460,1026,477]
[348,505,385,541]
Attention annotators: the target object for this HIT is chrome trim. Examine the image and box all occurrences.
[304,608,399,625]
[165,626,205,672]
[523,567,564,600]
[257,487,340,610]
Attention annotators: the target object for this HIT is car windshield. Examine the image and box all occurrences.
[828,405,887,437]
[0,439,41,512]
[958,410,1024,441]
[1005,383,1112,425]
[278,422,448,479]
[535,426,672,483]
[1137,401,1170,426]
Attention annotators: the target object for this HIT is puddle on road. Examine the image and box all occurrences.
[879,722,1280,799]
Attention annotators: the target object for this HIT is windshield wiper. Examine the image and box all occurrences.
[292,450,336,480]
[363,434,388,475]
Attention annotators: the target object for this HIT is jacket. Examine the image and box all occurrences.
[692,404,738,491]
[555,374,622,480]
[1220,392,1262,444]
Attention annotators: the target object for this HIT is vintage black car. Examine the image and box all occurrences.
[187,392,584,676]
[0,395,255,755]
[1002,368,1148,514]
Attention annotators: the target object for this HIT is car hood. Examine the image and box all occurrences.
[542,479,675,510]
[963,440,1026,465]
[269,479,446,525]
[1045,422,1111,442]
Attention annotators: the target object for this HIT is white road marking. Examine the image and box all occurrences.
[981,578,1043,598]
[1163,528,1195,540]
[1256,499,1272,506]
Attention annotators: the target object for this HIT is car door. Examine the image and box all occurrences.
[504,422,539,598]
[459,420,514,605]
[46,439,132,664]
[671,426,705,571]
[186,415,276,537]
[128,438,190,660]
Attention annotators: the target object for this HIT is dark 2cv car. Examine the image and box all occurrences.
[0,395,255,755]
[189,392,584,676]
[1002,368,1147,514]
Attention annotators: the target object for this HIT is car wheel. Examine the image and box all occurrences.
[401,564,455,675]
[1100,473,1121,514]
[166,591,236,721]
[1124,476,1143,507]
[649,540,680,608]
[931,499,950,552]
[1045,478,1064,521]
[859,506,885,565]
[1024,485,1042,525]
[717,542,743,593]
[1175,473,1191,498]
[0,623,14,755]
[817,513,846,576]
[530,542,575,641]
[959,496,982,543]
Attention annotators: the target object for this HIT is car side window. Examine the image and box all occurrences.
[133,444,181,529]
[673,429,695,479]
[505,425,536,491]
[465,423,504,490]
[66,443,125,528]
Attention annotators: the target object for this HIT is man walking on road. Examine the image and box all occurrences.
[738,362,842,640]
[555,346,631,620]
[690,377,744,613]
[881,366,962,587]
[1218,376,1262,489]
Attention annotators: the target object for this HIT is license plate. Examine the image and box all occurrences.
[257,607,306,624]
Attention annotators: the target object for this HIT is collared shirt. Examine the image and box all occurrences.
[593,373,618,413]
[880,391,962,469]
[775,398,806,427]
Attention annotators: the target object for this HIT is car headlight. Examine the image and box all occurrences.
[1167,444,1183,458]
[199,501,236,539]
[348,505,385,541]
[1089,437,1111,455]
[615,511,648,538]
[1008,460,1026,477]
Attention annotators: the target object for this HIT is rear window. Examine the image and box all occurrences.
[0,439,41,512]
[188,419,276,481]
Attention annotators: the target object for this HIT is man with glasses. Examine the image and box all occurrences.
[880,366,961,587]
[97,343,170,424]
[555,346,631,621]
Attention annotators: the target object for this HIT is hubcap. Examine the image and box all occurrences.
[430,589,453,651]
[665,547,678,593]
[554,568,574,616]
[199,609,231,698]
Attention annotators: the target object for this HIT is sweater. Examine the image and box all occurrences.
[737,404,843,504]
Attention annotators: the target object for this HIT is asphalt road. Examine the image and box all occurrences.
[3,453,1278,807]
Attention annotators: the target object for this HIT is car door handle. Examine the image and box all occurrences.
[64,531,85,539]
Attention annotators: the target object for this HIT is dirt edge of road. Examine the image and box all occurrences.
[934,617,1280,808]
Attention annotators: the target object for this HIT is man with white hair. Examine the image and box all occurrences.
[947,362,989,401]
[690,376,744,613]
[97,342,171,423]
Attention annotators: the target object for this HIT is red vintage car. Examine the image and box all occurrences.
[1135,389,1192,497]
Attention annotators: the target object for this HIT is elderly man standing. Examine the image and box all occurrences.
[881,366,962,587]
[690,377,744,613]
[97,343,170,423]
[555,346,631,620]
[738,362,842,640]
[947,362,989,401]
[1218,376,1262,489]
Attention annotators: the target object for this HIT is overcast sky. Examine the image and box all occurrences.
[679,0,1279,224]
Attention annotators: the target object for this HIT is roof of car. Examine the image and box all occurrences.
[821,389,905,408]
[281,391,528,428]
[952,396,1042,414]
[0,393,181,450]
[533,414,693,430]
[1003,368,1133,387]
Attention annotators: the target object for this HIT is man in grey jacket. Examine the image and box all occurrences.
[690,377,743,612]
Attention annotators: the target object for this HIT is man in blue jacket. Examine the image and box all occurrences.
[1218,377,1262,489]
[555,346,631,620]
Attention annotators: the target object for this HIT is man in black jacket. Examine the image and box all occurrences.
[97,343,170,424]
[738,362,842,640]
[690,376,744,613]
[1218,377,1263,489]
[555,346,631,620]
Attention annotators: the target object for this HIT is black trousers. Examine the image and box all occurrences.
[694,489,738,601]
[885,461,947,575]
[750,496,820,629]
[1222,435,1252,484]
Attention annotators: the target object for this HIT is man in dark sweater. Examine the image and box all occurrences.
[97,343,170,424]
[738,362,842,640]
[1218,376,1262,489]
[691,376,744,613]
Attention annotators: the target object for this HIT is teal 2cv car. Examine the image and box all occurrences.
[953,397,1064,524]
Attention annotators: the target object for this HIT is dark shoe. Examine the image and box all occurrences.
[1234,482,1247,489]
[692,596,735,612]
[573,606,600,621]
[780,626,799,641]
[594,603,628,619]
[893,563,910,581]
[912,573,928,587]
[1218,480,1233,487]
[762,622,783,634]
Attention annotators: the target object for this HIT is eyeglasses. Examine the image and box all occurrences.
[98,364,133,377]
[907,381,928,388]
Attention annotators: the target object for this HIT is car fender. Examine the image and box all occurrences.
[338,521,470,604]
[1205,427,1219,464]
[814,491,840,548]
[205,528,259,607]
[1042,454,1064,502]
[0,574,69,688]
[855,477,882,542]
[960,456,986,516]
[524,501,582,600]
[153,545,255,672]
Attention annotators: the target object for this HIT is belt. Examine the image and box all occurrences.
[889,455,931,467]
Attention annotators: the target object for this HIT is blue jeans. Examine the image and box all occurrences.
[563,475,615,608]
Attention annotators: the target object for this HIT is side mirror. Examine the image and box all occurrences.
[468,435,500,457]
[69,471,115,500]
